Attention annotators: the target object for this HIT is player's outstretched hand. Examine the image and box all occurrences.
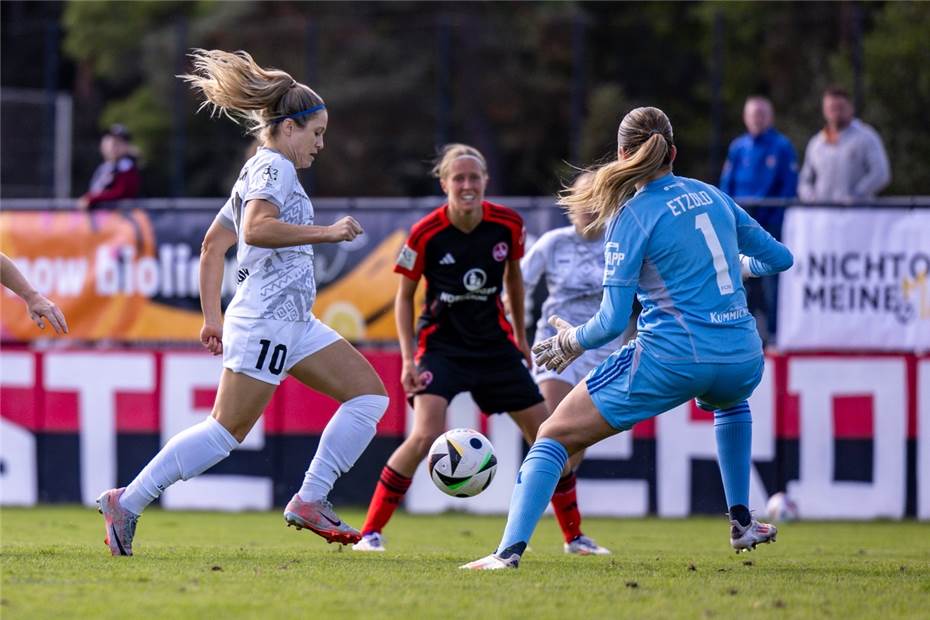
[327,216,364,243]
[200,322,223,356]
[26,292,68,335]
[532,315,584,373]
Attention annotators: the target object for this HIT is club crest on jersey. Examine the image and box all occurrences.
[492,241,509,262]
[463,268,487,291]
[396,244,417,270]
[604,242,625,277]
[261,165,279,185]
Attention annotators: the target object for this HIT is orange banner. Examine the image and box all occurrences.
[1,210,204,341]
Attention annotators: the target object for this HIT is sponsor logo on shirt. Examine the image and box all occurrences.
[463,268,487,291]
[439,287,498,304]
[396,244,417,270]
[604,242,625,278]
[709,307,751,323]
[439,253,456,265]
[261,165,279,186]
[492,242,509,262]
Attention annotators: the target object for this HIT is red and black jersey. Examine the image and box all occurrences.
[395,201,526,360]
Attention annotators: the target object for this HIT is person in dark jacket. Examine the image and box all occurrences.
[719,97,797,344]
[719,96,798,237]
[77,124,141,210]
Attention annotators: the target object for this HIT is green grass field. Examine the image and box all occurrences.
[2,507,929,619]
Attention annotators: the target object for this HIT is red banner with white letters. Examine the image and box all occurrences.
[1,347,928,519]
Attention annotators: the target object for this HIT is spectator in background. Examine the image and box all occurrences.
[719,96,797,238]
[798,86,891,202]
[719,96,797,344]
[76,124,141,210]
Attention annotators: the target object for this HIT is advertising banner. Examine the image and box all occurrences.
[0,202,564,343]
[2,348,928,520]
[777,208,930,352]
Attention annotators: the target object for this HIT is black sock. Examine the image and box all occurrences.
[729,504,751,527]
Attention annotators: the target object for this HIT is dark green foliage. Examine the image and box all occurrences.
[58,1,929,197]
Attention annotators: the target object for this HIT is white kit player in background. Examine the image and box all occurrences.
[520,172,621,556]
[96,49,389,556]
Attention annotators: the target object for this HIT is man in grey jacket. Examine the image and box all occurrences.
[798,86,891,202]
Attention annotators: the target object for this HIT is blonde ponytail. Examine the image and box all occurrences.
[560,107,674,233]
[179,49,324,142]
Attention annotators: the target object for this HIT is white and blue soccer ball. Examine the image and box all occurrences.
[428,428,497,498]
[765,492,800,522]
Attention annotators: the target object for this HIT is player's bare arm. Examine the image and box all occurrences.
[242,198,362,247]
[0,252,68,335]
[503,259,531,364]
[198,217,237,355]
[395,274,426,394]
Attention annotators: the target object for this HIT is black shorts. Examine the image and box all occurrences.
[413,350,544,414]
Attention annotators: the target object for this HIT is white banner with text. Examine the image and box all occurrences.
[777,208,930,352]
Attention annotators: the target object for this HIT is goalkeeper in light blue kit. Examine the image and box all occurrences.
[464,106,793,570]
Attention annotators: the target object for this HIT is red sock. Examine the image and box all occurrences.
[550,472,583,543]
[360,465,412,535]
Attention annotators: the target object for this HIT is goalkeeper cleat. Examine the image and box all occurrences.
[460,552,520,570]
[96,488,138,557]
[730,517,777,553]
[284,495,361,545]
[352,532,386,552]
[460,542,524,570]
[564,534,611,555]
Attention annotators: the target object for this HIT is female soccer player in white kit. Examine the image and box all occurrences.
[518,172,621,555]
[464,106,793,570]
[96,49,389,556]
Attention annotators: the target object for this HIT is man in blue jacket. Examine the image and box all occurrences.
[719,96,797,343]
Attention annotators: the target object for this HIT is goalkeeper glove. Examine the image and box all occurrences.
[532,315,584,373]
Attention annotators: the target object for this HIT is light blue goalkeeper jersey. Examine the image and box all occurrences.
[584,173,793,363]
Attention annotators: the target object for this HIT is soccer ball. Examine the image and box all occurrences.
[427,428,497,497]
[765,492,800,522]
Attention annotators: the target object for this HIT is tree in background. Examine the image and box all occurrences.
[859,1,930,194]
[48,1,930,198]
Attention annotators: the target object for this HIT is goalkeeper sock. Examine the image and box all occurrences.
[496,438,568,556]
[714,401,753,513]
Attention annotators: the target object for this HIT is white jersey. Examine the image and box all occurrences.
[224,147,316,321]
[215,199,235,231]
[522,226,618,347]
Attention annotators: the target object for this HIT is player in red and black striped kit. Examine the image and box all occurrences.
[353,144,606,555]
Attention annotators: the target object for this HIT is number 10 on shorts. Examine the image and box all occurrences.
[256,339,288,375]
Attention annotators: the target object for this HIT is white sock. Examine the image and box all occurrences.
[298,394,388,502]
[120,416,240,515]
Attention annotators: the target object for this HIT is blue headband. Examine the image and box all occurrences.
[271,103,326,124]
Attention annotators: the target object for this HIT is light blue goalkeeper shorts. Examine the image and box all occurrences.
[585,341,764,431]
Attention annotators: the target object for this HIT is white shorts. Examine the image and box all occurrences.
[532,345,616,387]
[223,314,342,385]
